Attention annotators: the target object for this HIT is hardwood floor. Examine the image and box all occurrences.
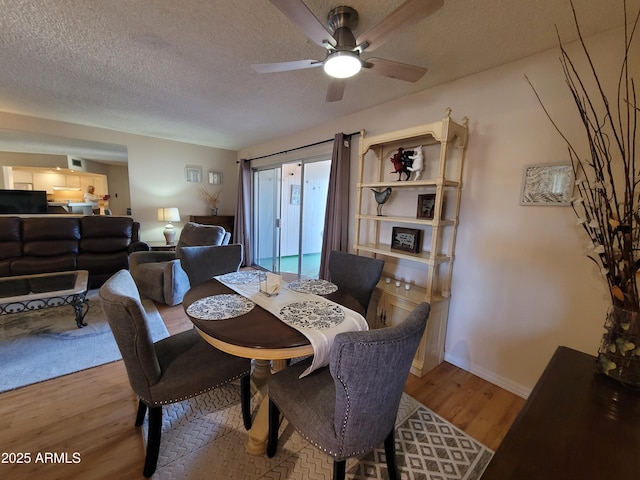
[0,302,524,480]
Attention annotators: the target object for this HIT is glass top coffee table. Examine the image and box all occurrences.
[0,270,90,328]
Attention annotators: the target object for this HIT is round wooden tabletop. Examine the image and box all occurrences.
[183,277,364,361]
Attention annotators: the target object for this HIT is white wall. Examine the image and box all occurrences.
[125,137,237,242]
[239,27,635,397]
[0,25,632,398]
[105,164,130,216]
[0,113,238,241]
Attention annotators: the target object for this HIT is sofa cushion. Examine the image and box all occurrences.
[22,217,81,241]
[77,252,130,274]
[21,217,80,257]
[0,259,13,276]
[80,216,134,253]
[10,255,77,276]
[23,240,80,257]
[78,251,131,289]
[0,216,22,261]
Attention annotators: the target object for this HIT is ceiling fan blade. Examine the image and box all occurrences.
[356,0,444,52]
[362,57,427,82]
[252,59,323,73]
[269,0,336,48]
[326,79,346,102]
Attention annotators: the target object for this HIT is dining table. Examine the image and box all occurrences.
[182,270,366,455]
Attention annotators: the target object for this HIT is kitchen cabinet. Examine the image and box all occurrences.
[80,175,107,196]
[94,176,108,196]
[375,281,450,377]
[33,172,94,193]
[65,175,80,188]
[12,169,33,184]
[9,168,108,200]
[33,172,65,193]
[355,108,468,377]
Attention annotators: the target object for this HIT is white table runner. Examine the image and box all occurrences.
[215,273,368,377]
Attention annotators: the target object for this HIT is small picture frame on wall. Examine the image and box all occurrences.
[391,227,421,254]
[520,163,574,206]
[417,193,437,219]
[290,185,301,205]
[208,170,222,185]
[185,165,203,183]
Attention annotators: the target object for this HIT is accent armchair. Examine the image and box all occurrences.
[130,222,230,305]
[266,302,430,480]
[99,269,252,477]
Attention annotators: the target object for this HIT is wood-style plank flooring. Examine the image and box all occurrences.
[0,302,524,480]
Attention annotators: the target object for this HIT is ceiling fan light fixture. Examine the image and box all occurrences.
[323,51,361,79]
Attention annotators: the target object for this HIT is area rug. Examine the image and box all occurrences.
[147,386,493,479]
[0,289,169,392]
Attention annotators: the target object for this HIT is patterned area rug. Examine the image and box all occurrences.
[0,289,169,392]
[148,385,493,479]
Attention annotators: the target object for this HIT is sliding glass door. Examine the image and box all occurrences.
[298,159,330,277]
[253,167,281,272]
[252,157,331,278]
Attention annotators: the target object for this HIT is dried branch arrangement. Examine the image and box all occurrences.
[199,186,222,207]
[528,1,640,311]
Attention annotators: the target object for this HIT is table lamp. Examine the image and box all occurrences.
[157,207,180,244]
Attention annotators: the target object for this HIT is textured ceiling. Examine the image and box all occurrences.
[0,0,638,160]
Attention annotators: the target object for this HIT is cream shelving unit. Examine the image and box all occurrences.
[355,108,468,376]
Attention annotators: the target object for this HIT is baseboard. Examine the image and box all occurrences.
[444,352,532,399]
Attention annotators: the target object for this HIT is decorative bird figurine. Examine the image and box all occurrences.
[371,187,392,216]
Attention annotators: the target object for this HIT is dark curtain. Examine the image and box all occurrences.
[233,159,252,266]
[318,133,351,279]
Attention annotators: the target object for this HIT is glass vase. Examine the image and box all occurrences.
[596,305,640,389]
[210,207,218,216]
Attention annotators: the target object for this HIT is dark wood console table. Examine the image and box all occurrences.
[481,346,640,479]
[189,215,234,237]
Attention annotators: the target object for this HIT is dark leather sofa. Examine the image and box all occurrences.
[0,216,149,288]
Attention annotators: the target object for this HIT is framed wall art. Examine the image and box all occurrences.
[208,170,222,185]
[391,227,421,254]
[520,163,574,206]
[185,165,203,183]
[290,185,301,205]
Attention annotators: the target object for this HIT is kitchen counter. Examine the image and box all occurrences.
[47,202,97,215]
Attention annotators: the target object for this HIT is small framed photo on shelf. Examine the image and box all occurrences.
[417,193,437,219]
[520,163,574,206]
[391,227,421,254]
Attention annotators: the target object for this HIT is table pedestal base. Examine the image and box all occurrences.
[246,359,287,455]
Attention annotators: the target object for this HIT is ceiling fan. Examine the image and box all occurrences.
[252,0,444,102]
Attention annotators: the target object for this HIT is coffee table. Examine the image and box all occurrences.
[0,270,90,328]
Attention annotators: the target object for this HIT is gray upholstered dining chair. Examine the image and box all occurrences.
[99,269,252,478]
[328,250,384,315]
[266,302,430,480]
[130,222,231,306]
[178,243,243,286]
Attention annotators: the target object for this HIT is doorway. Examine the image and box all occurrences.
[252,157,331,278]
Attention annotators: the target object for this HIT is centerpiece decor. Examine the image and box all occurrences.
[200,186,222,216]
[529,1,640,388]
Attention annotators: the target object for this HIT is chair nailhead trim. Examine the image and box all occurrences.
[138,370,250,406]
[294,430,376,460]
